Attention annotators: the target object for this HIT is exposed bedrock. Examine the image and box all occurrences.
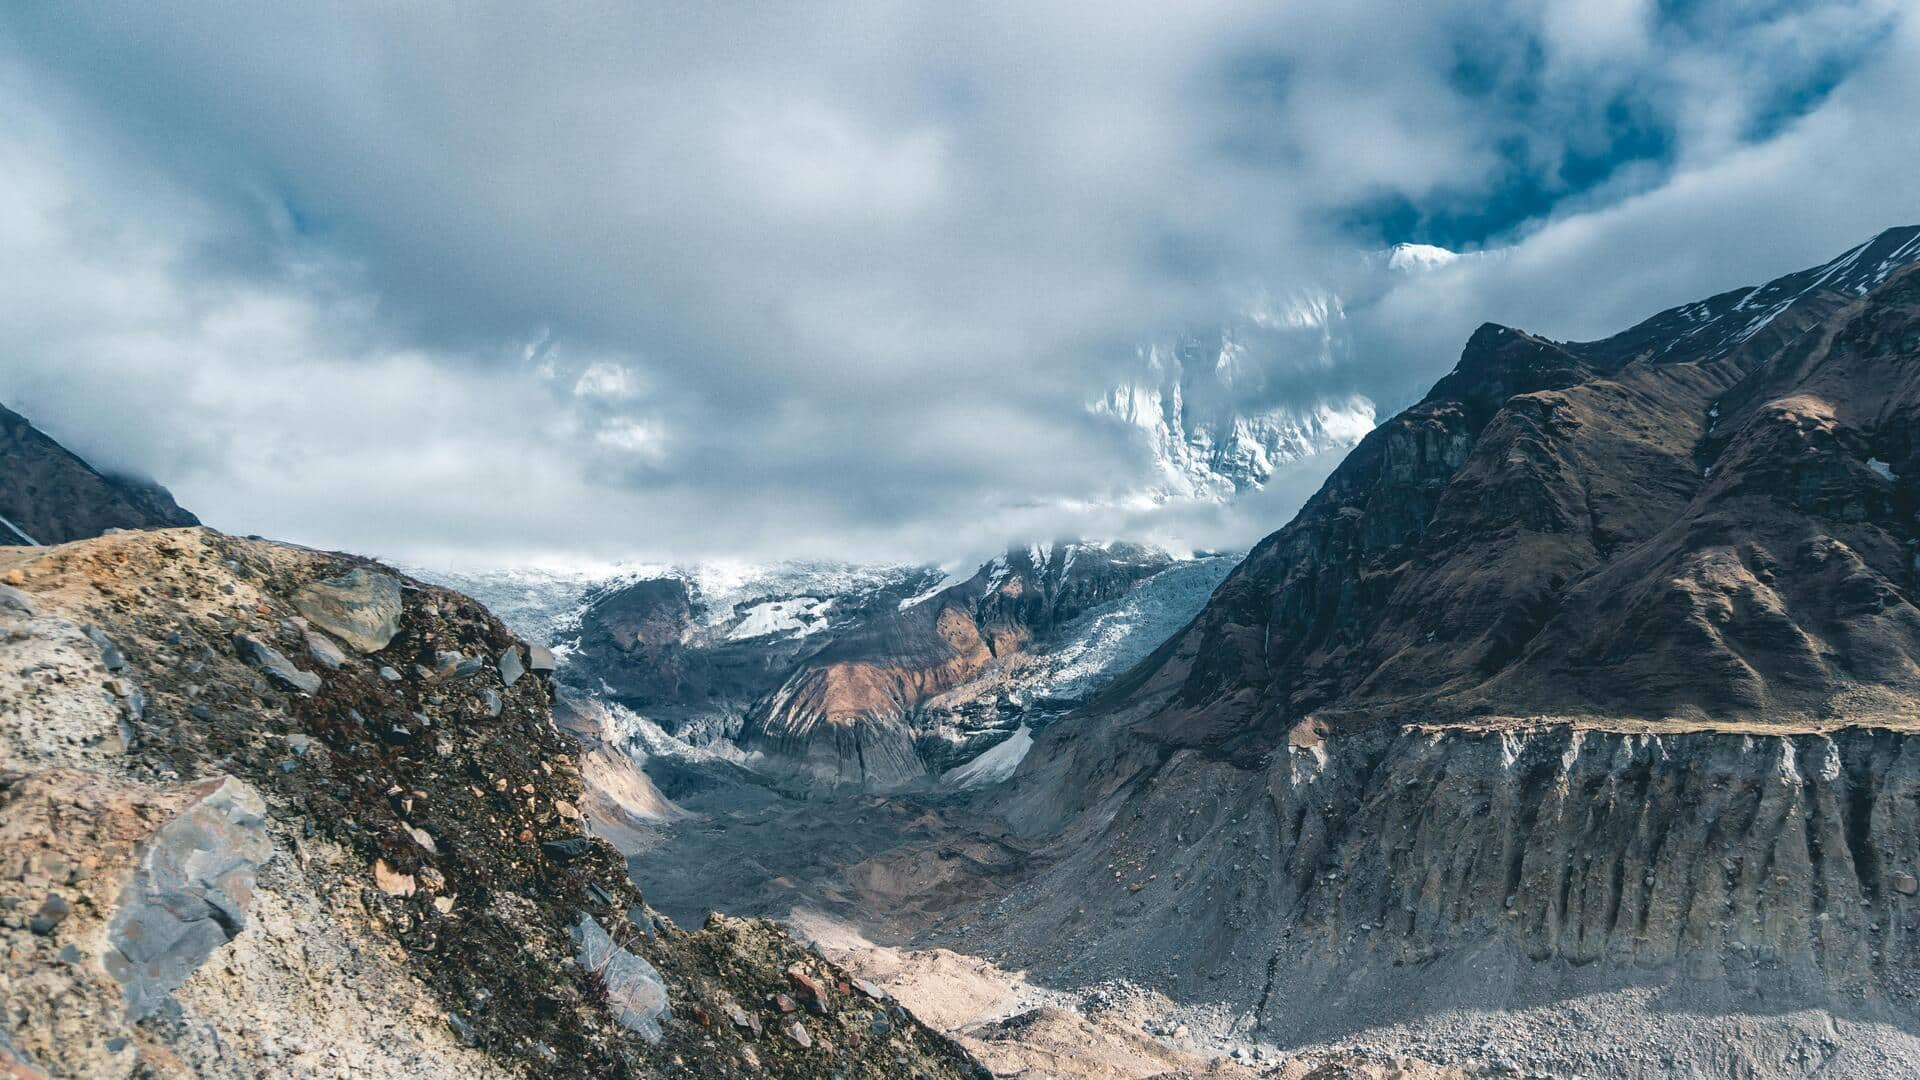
[984,724,1920,1043]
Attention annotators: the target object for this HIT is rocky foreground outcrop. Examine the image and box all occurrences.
[0,402,198,546]
[0,528,985,1078]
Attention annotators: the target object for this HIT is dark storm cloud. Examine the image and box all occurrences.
[0,1,1911,565]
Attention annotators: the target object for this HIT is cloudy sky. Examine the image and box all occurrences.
[2,2,1915,567]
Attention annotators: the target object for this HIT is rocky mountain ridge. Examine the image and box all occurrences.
[949,225,1920,1076]
[0,403,198,546]
[737,541,1179,792]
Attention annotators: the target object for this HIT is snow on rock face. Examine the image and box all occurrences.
[1091,347,1377,504]
[727,596,835,640]
[1385,242,1462,271]
[942,725,1033,789]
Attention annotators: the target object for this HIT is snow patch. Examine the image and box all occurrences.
[943,726,1033,789]
[727,597,834,641]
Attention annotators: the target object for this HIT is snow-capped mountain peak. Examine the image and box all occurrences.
[1385,242,1462,271]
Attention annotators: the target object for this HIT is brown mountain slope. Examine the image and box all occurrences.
[955,230,1920,1076]
[0,402,199,544]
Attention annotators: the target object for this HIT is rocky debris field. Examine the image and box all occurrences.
[0,527,987,1078]
[788,910,1476,1079]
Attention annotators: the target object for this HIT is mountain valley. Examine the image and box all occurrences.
[8,226,1920,1077]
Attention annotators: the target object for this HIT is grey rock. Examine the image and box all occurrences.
[84,625,127,671]
[304,630,348,670]
[453,656,486,678]
[498,646,525,687]
[1896,871,1918,896]
[433,650,463,676]
[231,633,322,695]
[785,1020,812,1048]
[527,641,557,673]
[287,734,310,756]
[291,568,403,653]
[29,893,70,935]
[103,777,271,1020]
[378,665,402,681]
[0,583,33,617]
[727,1002,761,1034]
[189,704,211,721]
[572,914,670,1042]
[484,689,503,718]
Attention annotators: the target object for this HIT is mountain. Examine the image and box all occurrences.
[962,226,1920,1074]
[1089,244,1496,506]
[738,541,1181,792]
[0,402,199,544]
[556,561,943,746]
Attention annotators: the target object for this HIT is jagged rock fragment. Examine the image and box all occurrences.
[103,777,271,1020]
[373,858,417,897]
[572,914,670,1042]
[498,646,524,687]
[304,630,347,669]
[291,568,402,653]
[231,633,322,694]
[28,895,69,936]
[0,583,33,617]
[83,625,126,671]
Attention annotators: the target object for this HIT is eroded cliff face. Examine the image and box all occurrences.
[976,723,1920,1075]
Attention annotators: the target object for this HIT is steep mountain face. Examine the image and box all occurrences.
[969,227,1920,1073]
[1073,224,1920,756]
[1090,336,1377,504]
[559,564,943,744]
[0,528,987,1079]
[1090,245,1496,506]
[739,542,1177,792]
[0,402,199,545]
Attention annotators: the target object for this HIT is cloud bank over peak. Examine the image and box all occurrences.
[0,2,1913,566]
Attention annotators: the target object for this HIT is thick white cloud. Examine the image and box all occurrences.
[0,2,1911,565]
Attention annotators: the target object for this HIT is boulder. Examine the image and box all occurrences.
[572,915,670,1042]
[498,646,525,687]
[83,625,126,671]
[231,633,322,695]
[103,777,271,1020]
[291,569,402,653]
[540,837,591,862]
[304,630,348,670]
[0,583,33,617]
[526,642,557,673]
